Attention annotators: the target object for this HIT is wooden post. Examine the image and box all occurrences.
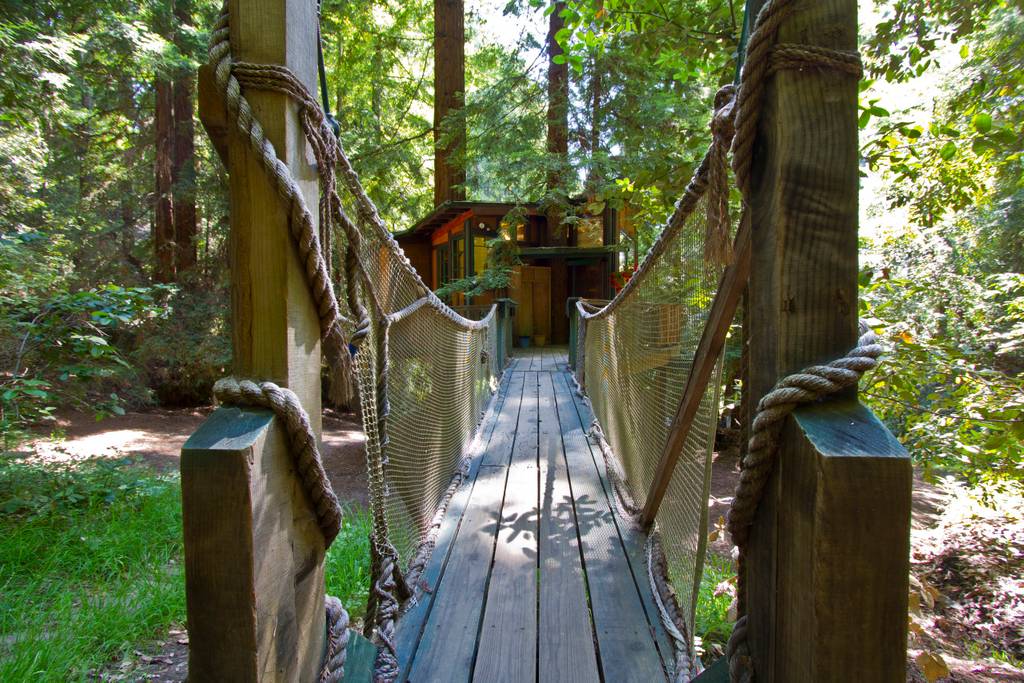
[744,1,911,681]
[187,0,326,679]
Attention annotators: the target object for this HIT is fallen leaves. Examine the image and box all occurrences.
[916,651,951,682]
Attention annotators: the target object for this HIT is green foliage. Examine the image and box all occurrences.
[0,279,174,444]
[132,286,231,406]
[694,553,735,662]
[860,1,1024,492]
[0,452,376,678]
[436,234,521,299]
[0,455,185,680]
[861,268,1024,490]
[325,506,374,621]
[319,0,434,229]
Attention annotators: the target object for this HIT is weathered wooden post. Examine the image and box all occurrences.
[186,0,327,679]
[744,0,911,680]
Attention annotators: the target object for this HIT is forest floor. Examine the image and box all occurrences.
[10,409,1023,682]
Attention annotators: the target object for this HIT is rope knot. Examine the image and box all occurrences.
[725,328,882,681]
[704,84,738,267]
[212,377,343,546]
[711,84,737,141]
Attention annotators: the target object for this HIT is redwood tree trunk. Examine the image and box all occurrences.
[172,0,197,276]
[546,0,569,245]
[154,77,175,283]
[587,5,603,193]
[433,0,466,205]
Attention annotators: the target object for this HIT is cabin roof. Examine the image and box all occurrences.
[399,200,542,237]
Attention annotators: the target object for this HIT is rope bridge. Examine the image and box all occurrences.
[187,0,909,682]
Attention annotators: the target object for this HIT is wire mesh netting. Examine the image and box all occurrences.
[577,189,726,637]
[349,221,500,566]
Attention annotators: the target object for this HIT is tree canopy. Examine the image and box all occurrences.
[0,0,1020,491]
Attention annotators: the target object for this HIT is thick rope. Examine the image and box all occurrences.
[768,43,863,77]
[705,85,737,267]
[730,0,796,197]
[724,328,882,681]
[321,596,351,683]
[647,535,696,682]
[213,378,343,544]
[370,542,402,682]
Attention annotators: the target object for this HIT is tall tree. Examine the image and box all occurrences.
[589,0,602,191]
[546,0,569,244]
[171,0,198,276]
[154,78,176,283]
[434,0,466,205]
[153,0,176,282]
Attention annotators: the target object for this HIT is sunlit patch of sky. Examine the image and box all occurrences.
[468,0,547,79]
[859,0,965,253]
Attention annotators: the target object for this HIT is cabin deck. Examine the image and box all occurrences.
[393,348,673,682]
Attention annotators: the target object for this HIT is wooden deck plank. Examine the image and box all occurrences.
[551,372,669,682]
[562,372,677,671]
[394,372,515,678]
[473,372,540,683]
[537,372,601,683]
[480,373,526,467]
[404,374,528,683]
[562,374,677,669]
[399,364,672,682]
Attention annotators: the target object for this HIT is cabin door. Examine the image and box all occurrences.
[512,265,551,347]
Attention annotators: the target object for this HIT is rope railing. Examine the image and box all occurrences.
[574,0,865,680]
[205,3,505,679]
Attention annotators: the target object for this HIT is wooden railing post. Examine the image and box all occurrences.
[187,0,327,679]
[744,1,912,681]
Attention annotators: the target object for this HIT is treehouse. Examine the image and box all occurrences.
[395,199,621,346]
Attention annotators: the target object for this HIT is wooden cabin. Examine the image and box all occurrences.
[396,200,620,347]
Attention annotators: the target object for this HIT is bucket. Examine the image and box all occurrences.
[533,335,546,347]
[519,335,531,348]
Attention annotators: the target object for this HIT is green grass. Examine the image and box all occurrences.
[0,453,374,680]
[695,553,736,661]
[325,506,373,622]
[0,455,185,681]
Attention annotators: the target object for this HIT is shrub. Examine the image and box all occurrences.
[0,284,170,444]
[131,286,231,406]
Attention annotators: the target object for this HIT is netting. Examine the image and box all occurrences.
[576,165,728,639]
[343,205,501,567]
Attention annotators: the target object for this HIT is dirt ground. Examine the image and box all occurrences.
[21,408,1023,682]
[32,406,369,508]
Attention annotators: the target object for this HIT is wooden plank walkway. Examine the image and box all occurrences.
[396,348,671,683]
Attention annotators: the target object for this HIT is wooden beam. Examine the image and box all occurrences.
[197,64,228,166]
[744,1,911,680]
[184,0,327,679]
[639,214,750,526]
[182,407,328,681]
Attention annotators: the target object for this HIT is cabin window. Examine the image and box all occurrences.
[473,235,492,275]
[435,244,450,287]
[452,233,466,280]
[576,216,604,248]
